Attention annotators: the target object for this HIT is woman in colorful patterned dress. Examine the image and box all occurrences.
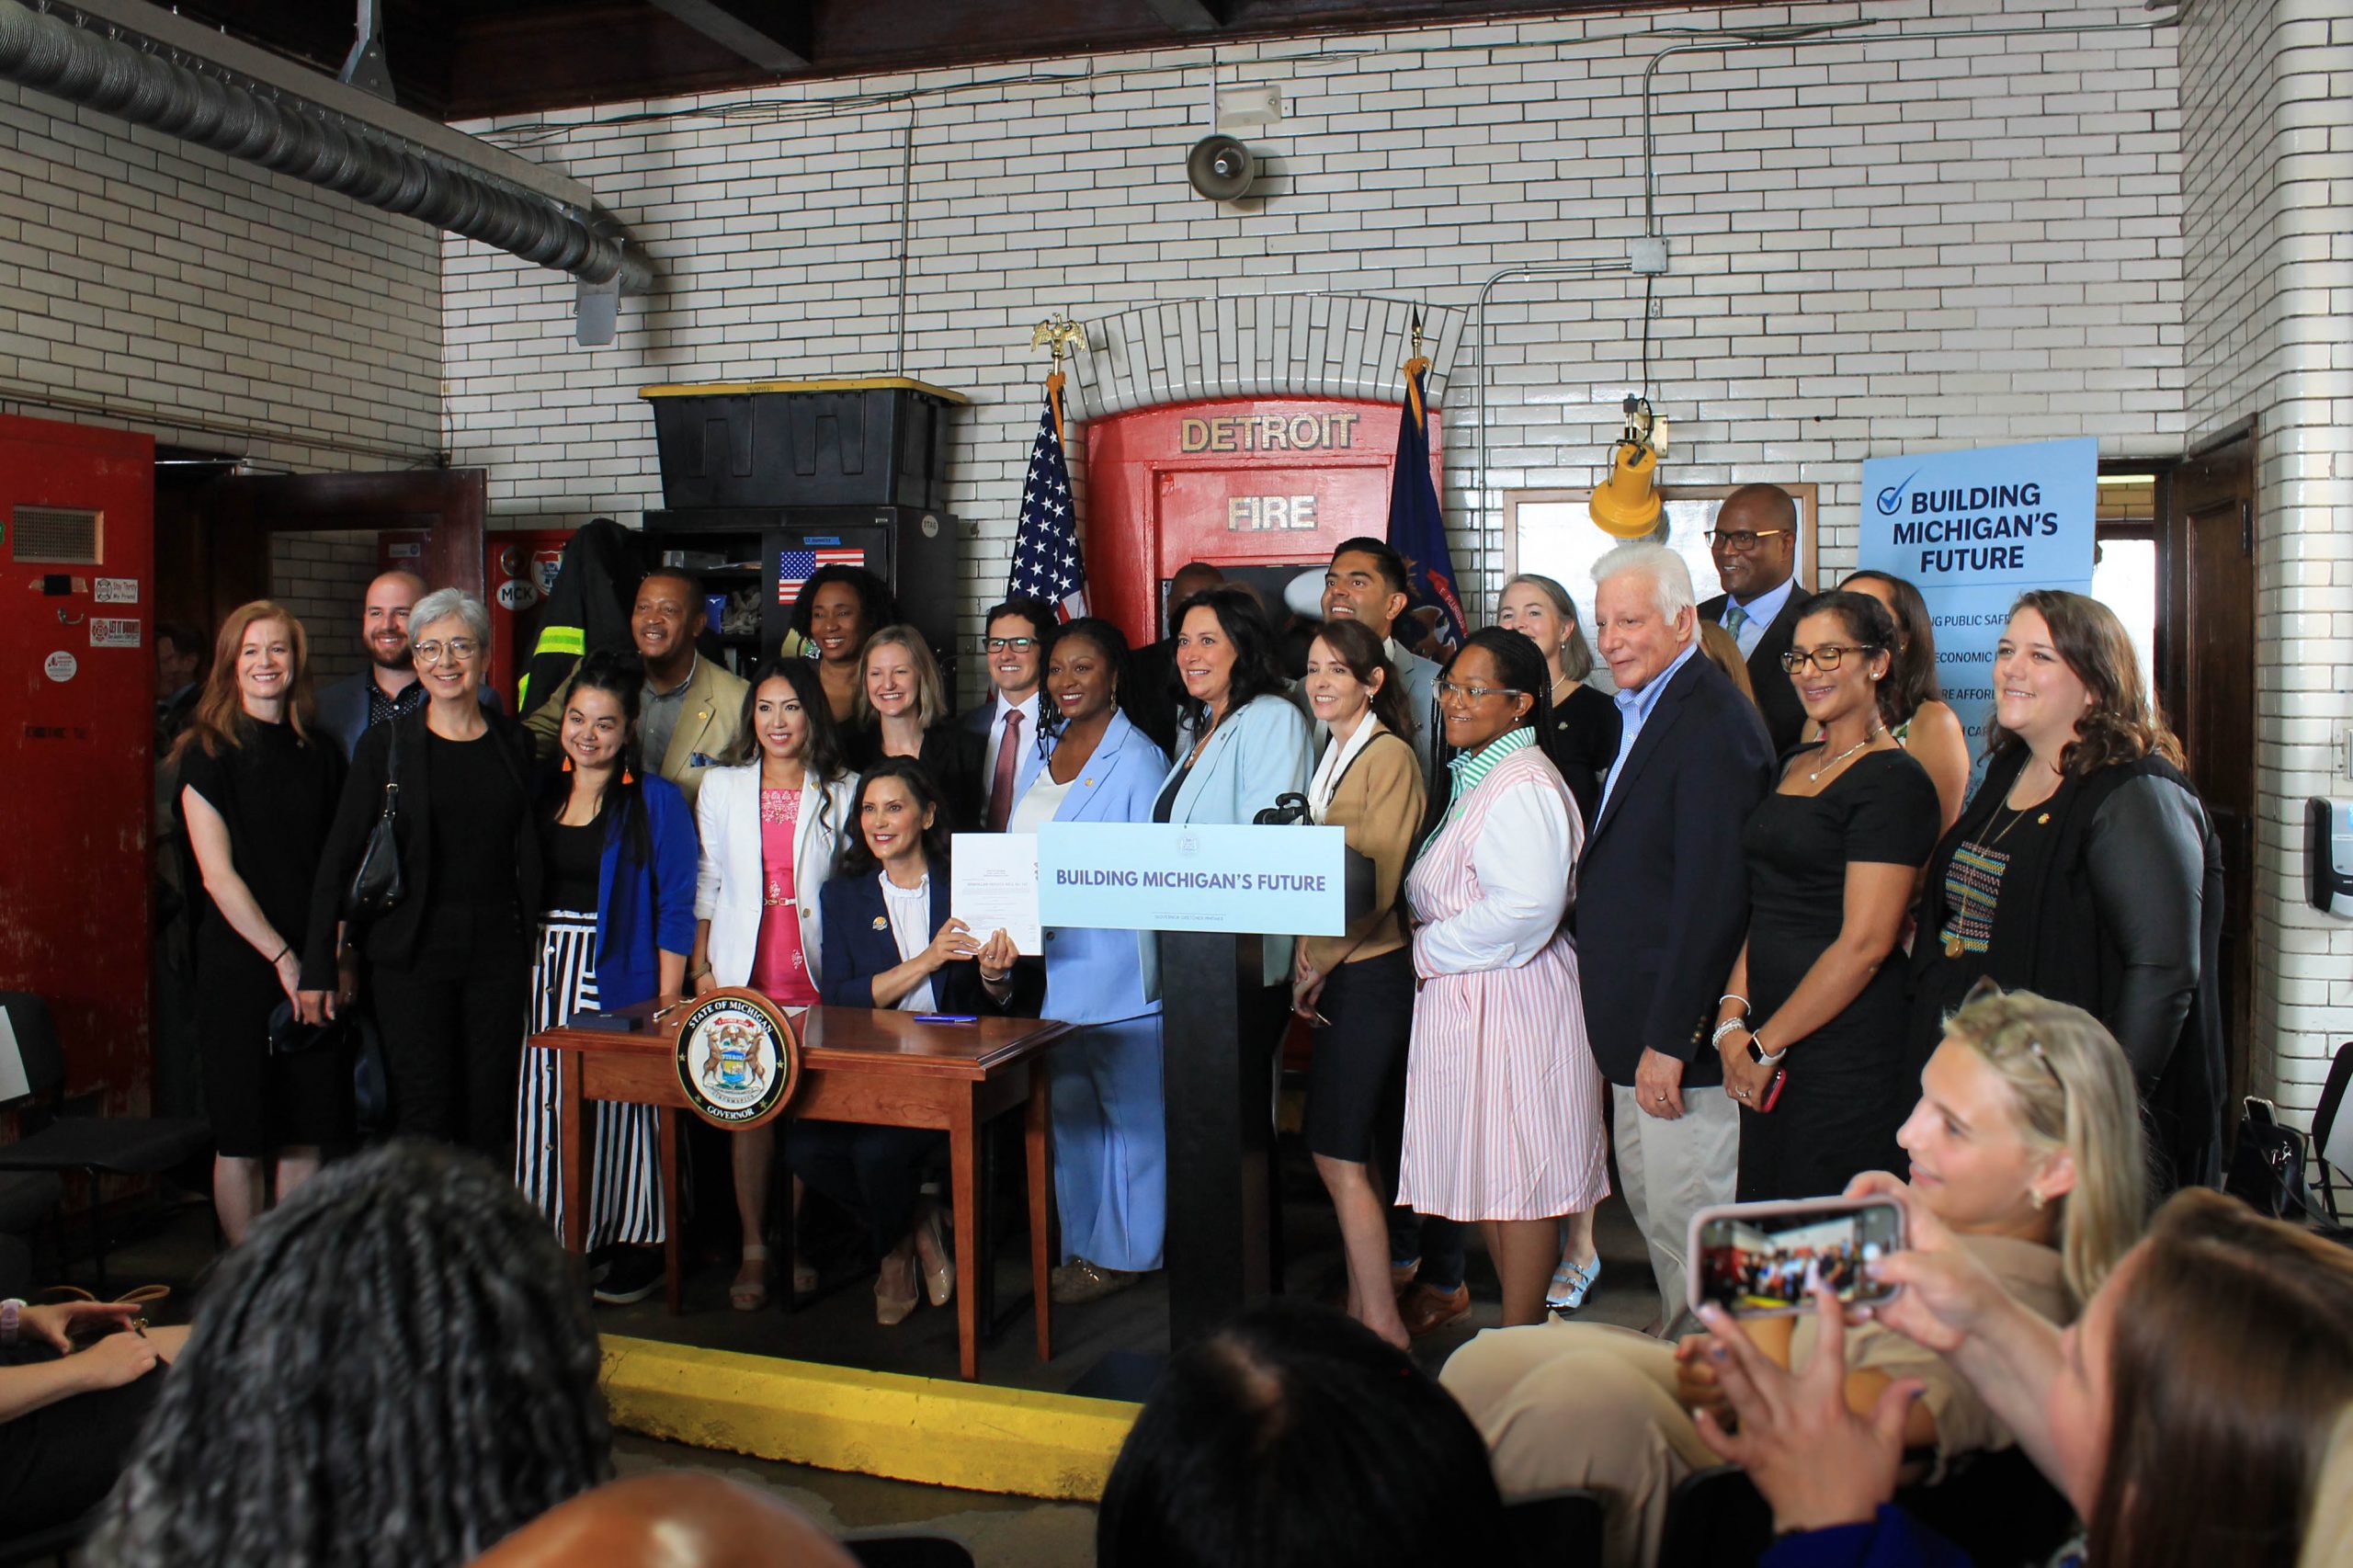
[1396,627,1608,1328]
[691,658,858,1309]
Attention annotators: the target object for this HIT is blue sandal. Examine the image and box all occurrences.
[1545,1256,1600,1313]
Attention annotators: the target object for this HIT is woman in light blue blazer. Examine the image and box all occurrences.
[1152,584,1316,1142]
[1006,619,1172,1305]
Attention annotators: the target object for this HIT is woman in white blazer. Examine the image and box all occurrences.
[1153,584,1316,1093]
[689,659,857,1312]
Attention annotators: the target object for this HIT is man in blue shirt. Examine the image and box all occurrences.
[1696,483,1811,755]
[1579,542,1775,1329]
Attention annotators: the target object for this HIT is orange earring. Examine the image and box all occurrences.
[561,756,574,772]
[621,769,635,786]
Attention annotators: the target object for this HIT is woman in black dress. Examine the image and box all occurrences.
[1495,573,1619,829]
[1711,590,1939,1200]
[1908,590,2222,1190]
[174,601,347,1243]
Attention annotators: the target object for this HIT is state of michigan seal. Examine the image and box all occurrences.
[675,988,800,1128]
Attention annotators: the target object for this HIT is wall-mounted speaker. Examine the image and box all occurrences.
[1186,134,1255,201]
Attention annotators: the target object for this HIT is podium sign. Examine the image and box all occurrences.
[1037,822,1348,937]
[674,988,801,1129]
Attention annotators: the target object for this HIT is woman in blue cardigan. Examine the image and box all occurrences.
[514,651,699,1305]
[1006,619,1171,1306]
[801,757,1017,1324]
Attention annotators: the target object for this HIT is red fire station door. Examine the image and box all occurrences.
[1081,397,1440,646]
[0,414,157,1112]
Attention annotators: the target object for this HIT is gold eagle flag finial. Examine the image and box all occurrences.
[1030,313,1085,366]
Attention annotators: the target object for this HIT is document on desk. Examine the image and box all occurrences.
[950,832,1042,955]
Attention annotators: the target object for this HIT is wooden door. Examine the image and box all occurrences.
[2165,432,2257,1106]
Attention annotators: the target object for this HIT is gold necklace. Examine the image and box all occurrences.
[1808,727,1882,784]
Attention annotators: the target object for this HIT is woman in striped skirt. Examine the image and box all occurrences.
[1396,628,1609,1328]
[515,651,699,1303]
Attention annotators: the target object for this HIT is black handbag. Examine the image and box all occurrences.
[342,718,404,921]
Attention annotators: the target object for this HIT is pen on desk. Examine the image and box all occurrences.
[914,1014,979,1024]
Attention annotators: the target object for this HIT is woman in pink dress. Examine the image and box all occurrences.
[691,658,857,1310]
[1397,628,1609,1327]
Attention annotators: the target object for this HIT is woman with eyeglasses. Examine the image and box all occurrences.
[1713,591,1940,1200]
[1839,571,1970,833]
[1907,590,2223,1191]
[1397,627,1608,1329]
[845,625,986,834]
[1444,987,2148,1568]
[301,588,540,1157]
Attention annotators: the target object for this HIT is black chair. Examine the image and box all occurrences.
[1659,1448,2077,1568]
[1502,1486,1607,1567]
[2313,1041,2353,1222]
[0,993,211,1289]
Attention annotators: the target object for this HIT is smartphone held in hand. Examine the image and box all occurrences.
[1687,1196,1904,1320]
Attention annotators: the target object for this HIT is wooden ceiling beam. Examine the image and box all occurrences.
[642,0,813,72]
[1140,0,1227,30]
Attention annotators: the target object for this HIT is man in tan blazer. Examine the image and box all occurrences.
[525,568,748,809]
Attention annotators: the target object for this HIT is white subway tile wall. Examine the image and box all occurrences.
[267,530,383,686]
[0,83,442,470]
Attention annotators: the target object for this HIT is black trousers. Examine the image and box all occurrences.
[369,902,529,1162]
[785,1123,945,1266]
[0,1355,165,1532]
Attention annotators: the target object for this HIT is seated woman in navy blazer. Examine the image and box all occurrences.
[799,757,1017,1325]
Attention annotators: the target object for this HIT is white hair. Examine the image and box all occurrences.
[1593,543,1697,633]
[408,587,490,645]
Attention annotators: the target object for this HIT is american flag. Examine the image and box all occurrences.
[775,547,868,607]
[1008,385,1087,619]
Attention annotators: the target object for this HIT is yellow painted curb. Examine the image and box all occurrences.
[598,1335,1139,1502]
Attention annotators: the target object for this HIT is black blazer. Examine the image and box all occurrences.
[816,865,995,1014]
[1125,636,1184,756]
[1699,583,1811,757]
[846,723,986,835]
[1574,653,1775,1086]
[299,703,540,986]
[1542,680,1622,832]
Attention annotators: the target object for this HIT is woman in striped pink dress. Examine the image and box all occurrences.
[1398,628,1609,1327]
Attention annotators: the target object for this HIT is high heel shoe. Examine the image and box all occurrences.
[916,1204,954,1309]
[875,1254,920,1326]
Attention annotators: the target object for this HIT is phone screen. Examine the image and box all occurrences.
[1693,1200,1904,1316]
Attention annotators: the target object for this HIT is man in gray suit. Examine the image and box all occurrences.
[1316,536,1440,772]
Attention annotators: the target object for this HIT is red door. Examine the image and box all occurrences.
[0,414,157,1111]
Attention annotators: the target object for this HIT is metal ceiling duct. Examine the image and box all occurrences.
[0,0,654,293]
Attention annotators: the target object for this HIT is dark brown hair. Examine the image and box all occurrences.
[172,600,316,764]
[1307,618,1415,744]
[2090,1187,2353,1568]
[1841,569,1944,716]
[1793,588,1900,728]
[1989,589,2183,777]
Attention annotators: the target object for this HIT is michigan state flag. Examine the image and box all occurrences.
[1386,356,1464,649]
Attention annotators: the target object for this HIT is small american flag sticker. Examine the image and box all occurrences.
[776,547,868,607]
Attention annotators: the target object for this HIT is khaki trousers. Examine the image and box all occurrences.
[1611,1082,1740,1329]
[1441,1320,1719,1568]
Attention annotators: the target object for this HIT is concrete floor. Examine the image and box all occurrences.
[86,1135,1660,1568]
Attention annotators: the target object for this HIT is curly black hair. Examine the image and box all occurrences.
[89,1141,612,1568]
[784,563,899,656]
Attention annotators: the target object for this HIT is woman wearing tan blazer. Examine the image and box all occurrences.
[1293,618,1428,1348]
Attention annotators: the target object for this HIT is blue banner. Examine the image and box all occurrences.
[1857,437,2097,770]
[1036,823,1348,937]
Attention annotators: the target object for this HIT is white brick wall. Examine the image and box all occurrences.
[442,0,2188,604]
[267,529,383,686]
[0,84,442,471]
[2178,0,2353,1117]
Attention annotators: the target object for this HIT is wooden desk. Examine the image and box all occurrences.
[529,1006,1072,1381]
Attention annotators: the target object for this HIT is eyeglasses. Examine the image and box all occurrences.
[1436,681,1526,702]
[1779,643,1881,674]
[1704,528,1792,551]
[984,637,1039,653]
[412,638,482,665]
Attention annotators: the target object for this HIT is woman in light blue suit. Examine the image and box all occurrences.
[1006,619,1172,1304]
[1152,584,1316,1142]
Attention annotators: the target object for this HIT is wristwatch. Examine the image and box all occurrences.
[1748,1032,1789,1065]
